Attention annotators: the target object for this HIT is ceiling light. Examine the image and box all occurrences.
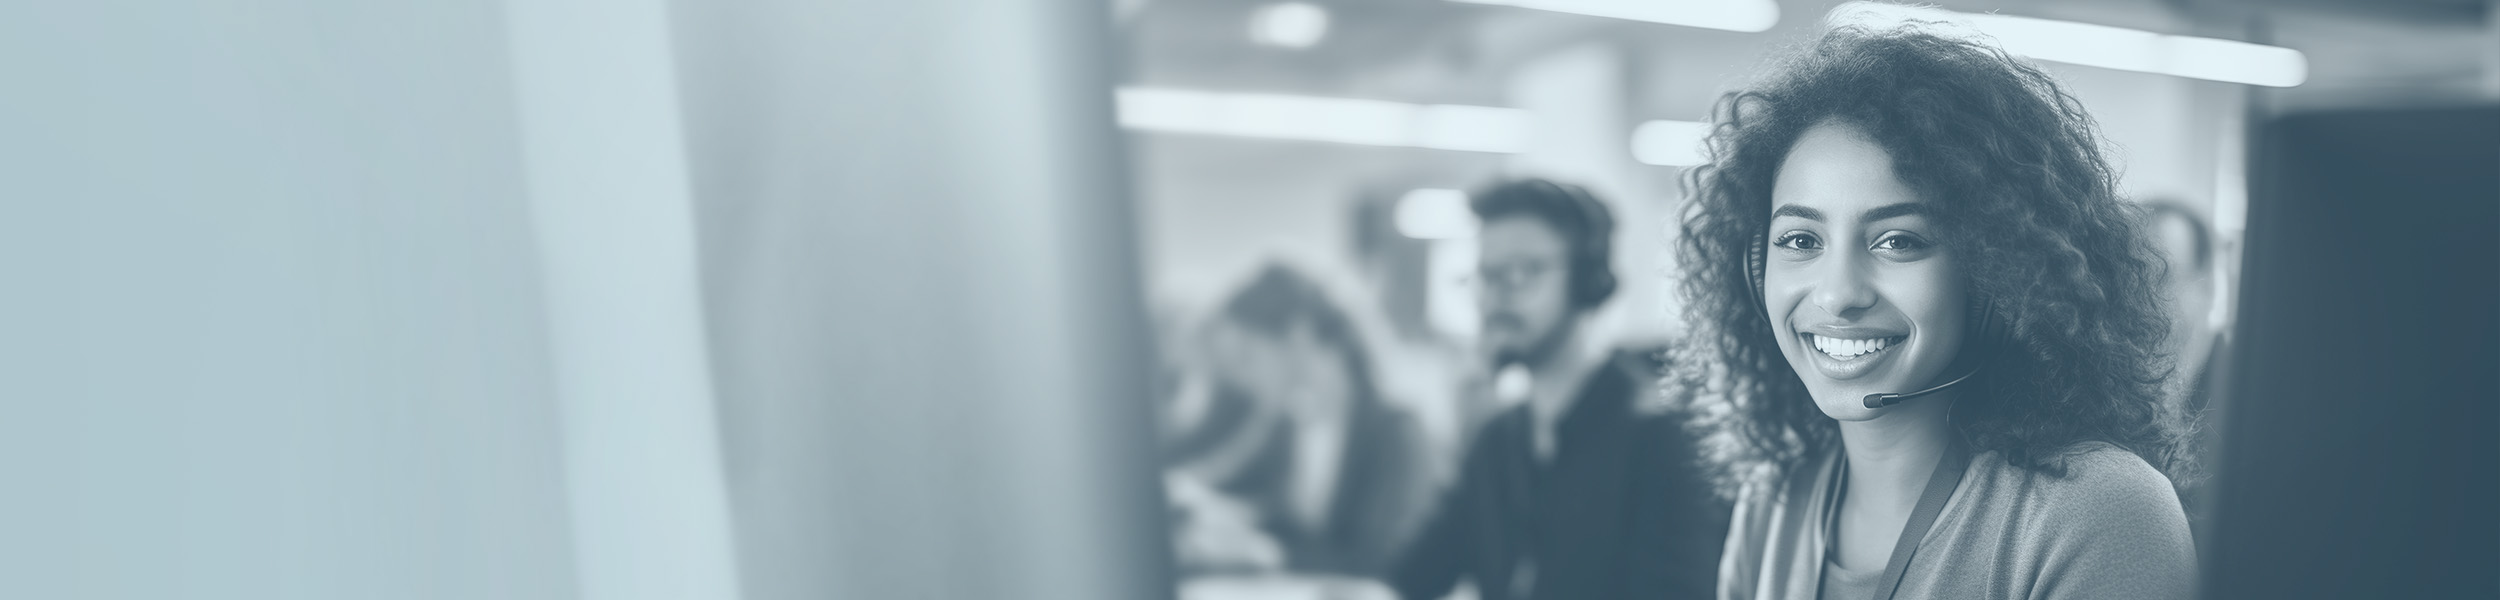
[1115,87,1530,153]
[1448,0,1779,33]
[1250,3,1330,49]
[1630,119,1712,166]
[1829,2,2307,87]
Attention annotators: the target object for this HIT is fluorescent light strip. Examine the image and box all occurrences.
[1631,119,1712,166]
[1116,87,1529,153]
[1449,0,1780,33]
[1250,2,1330,49]
[1831,2,2307,87]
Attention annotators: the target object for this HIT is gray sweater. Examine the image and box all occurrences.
[1718,441,2197,600]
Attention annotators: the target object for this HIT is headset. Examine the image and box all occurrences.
[1544,180,1618,310]
[1747,233,1999,409]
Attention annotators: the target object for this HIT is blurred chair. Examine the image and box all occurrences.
[2201,106,2499,599]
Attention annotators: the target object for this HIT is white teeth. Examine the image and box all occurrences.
[1809,334,1892,358]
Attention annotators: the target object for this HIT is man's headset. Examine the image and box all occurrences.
[1746,233,2002,409]
[1545,181,1617,310]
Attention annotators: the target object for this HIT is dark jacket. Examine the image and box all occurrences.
[1390,358,1727,600]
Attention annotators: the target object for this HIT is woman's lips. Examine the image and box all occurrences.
[1799,333,1907,381]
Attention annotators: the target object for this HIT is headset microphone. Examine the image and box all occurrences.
[1862,362,1981,409]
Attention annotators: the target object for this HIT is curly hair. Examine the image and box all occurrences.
[1667,23,2188,498]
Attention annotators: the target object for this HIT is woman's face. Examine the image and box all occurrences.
[1206,322,1354,422]
[1762,122,1968,421]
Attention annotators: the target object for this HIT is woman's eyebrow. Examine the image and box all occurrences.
[1772,204,1823,221]
[1861,202,1929,223]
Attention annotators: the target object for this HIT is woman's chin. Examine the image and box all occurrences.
[1809,391,1886,422]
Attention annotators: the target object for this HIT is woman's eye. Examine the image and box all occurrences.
[1773,232,1821,251]
[1873,233,1930,251]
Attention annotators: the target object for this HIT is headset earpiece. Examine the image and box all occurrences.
[1746,233,1770,330]
[1573,260,1618,308]
[1964,298,2008,357]
[1555,182,1617,309]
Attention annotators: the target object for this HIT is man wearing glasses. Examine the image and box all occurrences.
[1386,179,1724,600]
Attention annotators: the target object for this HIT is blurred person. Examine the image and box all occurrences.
[1387,179,1725,600]
[1668,25,2196,600]
[1164,264,1439,578]
[2142,200,2224,415]
[2142,199,2229,549]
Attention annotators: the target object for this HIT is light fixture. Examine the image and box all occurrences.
[1630,119,1712,166]
[1828,2,2308,87]
[1115,87,1531,153]
[1447,0,1780,33]
[1250,2,1330,49]
[1396,189,1478,239]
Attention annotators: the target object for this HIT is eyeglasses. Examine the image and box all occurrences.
[1474,259,1558,293]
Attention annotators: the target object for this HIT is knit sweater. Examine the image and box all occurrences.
[1719,441,2196,600]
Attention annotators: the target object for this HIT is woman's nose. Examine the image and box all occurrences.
[1809,252,1878,317]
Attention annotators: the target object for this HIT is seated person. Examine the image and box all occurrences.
[1165,264,1439,578]
[1674,25,2197,599]
[1389,180,1727,600]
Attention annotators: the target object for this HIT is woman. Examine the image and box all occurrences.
[1163,264,1438,578]
[1668,24,2197,600]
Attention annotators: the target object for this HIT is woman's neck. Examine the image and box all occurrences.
[1830,392,1956,569]
[1837,393,1956,505]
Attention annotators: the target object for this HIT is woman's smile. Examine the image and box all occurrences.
[1798,331,1908,381]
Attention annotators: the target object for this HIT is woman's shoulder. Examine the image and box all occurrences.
[2010,441,2181,515]
[1961,444,2198,596]
[1970,441,2192,551]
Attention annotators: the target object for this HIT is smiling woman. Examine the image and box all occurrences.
[1759,124,1971,424]
[1666,23,2195,600]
